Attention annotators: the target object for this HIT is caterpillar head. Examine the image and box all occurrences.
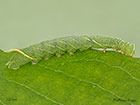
[126,44,135,57]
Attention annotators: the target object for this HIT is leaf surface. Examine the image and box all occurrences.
[0,49,140,105]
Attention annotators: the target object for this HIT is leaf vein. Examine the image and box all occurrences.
[68,58,140,82]
[38,64,132,105]
[0,99,6,105]
[0,76,63,105]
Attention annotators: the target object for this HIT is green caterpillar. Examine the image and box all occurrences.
[5,35,135,70]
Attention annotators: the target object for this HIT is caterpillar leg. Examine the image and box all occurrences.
[122,51,124,56]
[115,49,118,52]
[45,58,49,60]
[103,49,106,54]
[130,54,133,57]
[69,52,73,55]
[57,54,61,57]
[55,53,62,57]
[32,60,39,65]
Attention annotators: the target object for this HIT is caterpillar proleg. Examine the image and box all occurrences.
[5,35,135,70]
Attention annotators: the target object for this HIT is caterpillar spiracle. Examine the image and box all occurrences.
[5,35,135,70]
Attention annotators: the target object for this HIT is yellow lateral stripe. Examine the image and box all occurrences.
[92,39,103,47]
[68,43,77,49]
[56,46,65,51]
[5,49,34,60]
[59,40,67,45]
[82,36,91,41]
[45,43,55,48]
[59,40,77,49]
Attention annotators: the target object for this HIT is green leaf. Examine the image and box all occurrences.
[0,49,140,105]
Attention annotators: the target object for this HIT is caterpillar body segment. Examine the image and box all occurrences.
[6,50,33,70]
[40,40,56,58]
[6,35,135,70]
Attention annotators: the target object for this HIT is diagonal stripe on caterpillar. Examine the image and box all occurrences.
[5,35,135,70]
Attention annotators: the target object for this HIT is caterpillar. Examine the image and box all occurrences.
[5,35,135,70]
